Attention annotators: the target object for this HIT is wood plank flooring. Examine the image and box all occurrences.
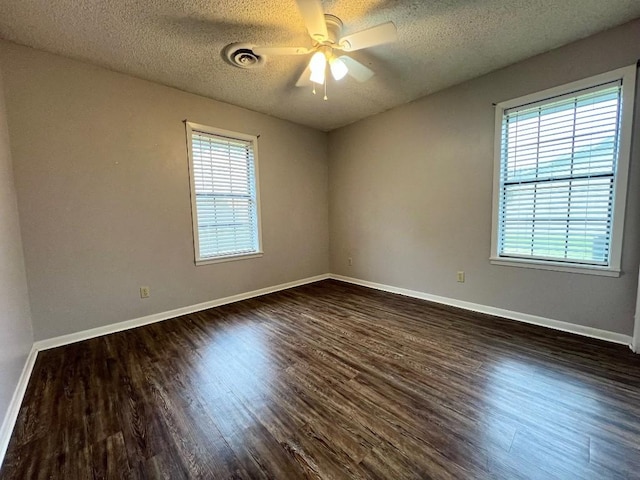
[2,279,640,479]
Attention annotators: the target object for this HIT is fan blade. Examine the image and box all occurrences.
[295,63,313,87]
[339,22,397,52]
[339,56,375,83]
[252,46,311,56]
[296,0,328,41]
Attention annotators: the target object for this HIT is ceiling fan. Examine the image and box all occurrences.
[251,0,397,97]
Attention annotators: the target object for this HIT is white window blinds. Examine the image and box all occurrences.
[497,81,623,266]
[188,127,260,262]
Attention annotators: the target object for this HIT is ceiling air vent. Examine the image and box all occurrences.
[223,43,265,69]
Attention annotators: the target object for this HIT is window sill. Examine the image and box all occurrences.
[489,257,620,277]
[196,252,263,266]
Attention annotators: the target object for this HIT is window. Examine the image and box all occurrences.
[491,66,636,276]
[186,122,262,265]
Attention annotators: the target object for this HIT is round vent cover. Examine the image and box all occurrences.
[223,43,265,69]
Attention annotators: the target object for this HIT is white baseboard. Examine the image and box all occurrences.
[32,271,634,352]
[632,269,640,353]
[0,345,38,467]
[34,274,331,351]
[330,274,633,346]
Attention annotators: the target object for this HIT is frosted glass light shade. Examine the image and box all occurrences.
[309,51,327,84]
[330,57,348,81]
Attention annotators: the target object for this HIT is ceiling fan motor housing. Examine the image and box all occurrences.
[323,14,343,45]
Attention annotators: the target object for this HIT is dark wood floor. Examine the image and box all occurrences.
[2,280,640,479]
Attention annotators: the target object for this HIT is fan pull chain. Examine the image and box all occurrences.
[312,84,316,95]
[324,81,328,101]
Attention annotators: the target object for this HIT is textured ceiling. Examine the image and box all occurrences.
[0,1,639,131]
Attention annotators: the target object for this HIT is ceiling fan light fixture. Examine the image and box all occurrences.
[330,57,348,81]
[249,0,398,93]
[309,51,327,84]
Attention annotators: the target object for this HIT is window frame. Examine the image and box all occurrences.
[490,65,637,277]
[185,121,263,266]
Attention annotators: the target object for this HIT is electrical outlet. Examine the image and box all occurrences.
[457,271,465,283]
[348,257,353,266]
[140,286,150,298]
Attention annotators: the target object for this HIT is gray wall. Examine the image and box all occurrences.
[0,41,329,341]
[0,67,33,432]
[1,20,639,342]
[329,19,640,336]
